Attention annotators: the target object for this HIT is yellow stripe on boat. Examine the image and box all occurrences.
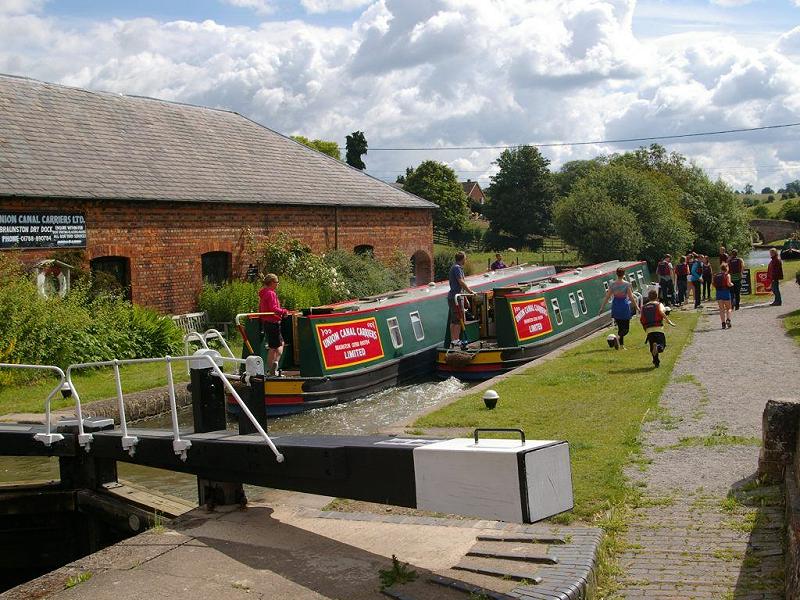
[437,350,502,365]
[264,380,305,395]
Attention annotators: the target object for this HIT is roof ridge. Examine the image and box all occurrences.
[0,72,240,117]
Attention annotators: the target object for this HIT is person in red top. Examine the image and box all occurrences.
[767,247,784,306]
[258,273,291,376]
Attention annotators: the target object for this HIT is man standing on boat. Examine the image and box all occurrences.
[258,273,291,376]
[448,251,475,349]
[490,253,507,270]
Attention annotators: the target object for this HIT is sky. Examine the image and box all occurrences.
[1,0,800,191]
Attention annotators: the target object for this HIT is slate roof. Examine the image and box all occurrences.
[0,74,434,210]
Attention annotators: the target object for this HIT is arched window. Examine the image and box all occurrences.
[354,244,374,257]
[202,251,231,286]
[90,256,131,300]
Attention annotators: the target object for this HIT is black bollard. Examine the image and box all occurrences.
[190,354,227,434]
[238,374,267,435]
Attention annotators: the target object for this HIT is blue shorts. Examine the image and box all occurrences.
[715,289,731,301]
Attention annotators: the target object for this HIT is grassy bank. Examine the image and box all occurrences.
[416,311,699,520]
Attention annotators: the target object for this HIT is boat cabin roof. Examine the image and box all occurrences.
[301,260,645,317]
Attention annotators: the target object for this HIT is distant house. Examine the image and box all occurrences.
[0,75,436,313]
[461,180,486,206]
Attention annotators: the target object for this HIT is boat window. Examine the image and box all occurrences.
[603,281,609,292]
[628,274,638,290]
[551,299,563,325]
[577,290,588,314]
[637,270,645,289]
[409,311,424,341]
[387,317,403,348]
[568,293,580,318]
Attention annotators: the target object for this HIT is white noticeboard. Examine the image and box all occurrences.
[412,437,573,523]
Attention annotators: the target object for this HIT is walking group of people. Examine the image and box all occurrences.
[655,246,747,329]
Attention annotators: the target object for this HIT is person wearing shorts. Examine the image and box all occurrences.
[599,266,638,349]
[258,273,290,376]
[447,251,475,348]
[640,289,675,368]
[713,263,733,329]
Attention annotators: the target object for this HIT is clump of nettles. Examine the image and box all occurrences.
[378,554,418,590]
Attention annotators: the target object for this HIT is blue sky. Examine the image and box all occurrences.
[2,0,800,189]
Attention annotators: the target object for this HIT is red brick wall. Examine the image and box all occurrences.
[1,198,434,313]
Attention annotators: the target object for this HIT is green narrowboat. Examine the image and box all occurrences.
[435,261,651,380]
[234,263,557,415]
[780,239,800,261]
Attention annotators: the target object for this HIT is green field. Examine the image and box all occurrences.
[434,243,579,275]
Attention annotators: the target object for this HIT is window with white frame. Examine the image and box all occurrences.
[551,299,563,325]
[603,281,609,292]
[409,311,424,341]
[637,270,645,289]
[387,317,403,348]
[568,293,580,318]
[577,290,588,314]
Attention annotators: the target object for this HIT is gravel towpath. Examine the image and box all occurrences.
[615,282,799,599]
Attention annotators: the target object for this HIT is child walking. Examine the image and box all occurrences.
[640,289,676,368]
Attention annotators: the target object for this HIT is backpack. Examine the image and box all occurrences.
[657,261,671,277]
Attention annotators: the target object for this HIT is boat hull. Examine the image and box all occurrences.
[435,315,610,380]
[228,346,439,416]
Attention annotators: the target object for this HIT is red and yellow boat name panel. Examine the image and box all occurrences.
[315,317,385,370]
[509,297,553,342]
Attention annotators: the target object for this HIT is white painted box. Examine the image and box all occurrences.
[413,438,573,523]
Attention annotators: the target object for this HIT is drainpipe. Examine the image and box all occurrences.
[334,205,339,251]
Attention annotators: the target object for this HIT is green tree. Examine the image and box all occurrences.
[403,161,469,236]
[554,158,605,197]
[785,180,800,194]
[345,131,368,170]
[743,183,754,195]
[395,166,414,185]
[761,187,774,194]
[752,204,769,218]
[554,163,693,266]
[484,146,557,248]
[781,201,800,223]
[554,196,643,263]
[291,135,341,160]
[610,144,750,255]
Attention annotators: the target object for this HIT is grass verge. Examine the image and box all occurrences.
[0,340,242,415]
[414,311,698,594]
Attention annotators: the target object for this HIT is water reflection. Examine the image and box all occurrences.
[0,377,469,501]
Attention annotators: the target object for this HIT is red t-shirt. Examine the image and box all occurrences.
[258,287,288,323]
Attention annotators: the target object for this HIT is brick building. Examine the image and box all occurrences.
[0,75,435,313]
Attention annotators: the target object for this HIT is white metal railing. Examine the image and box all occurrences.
[0,363,66,446]
[183,329,236,374]
[63,352,282,463]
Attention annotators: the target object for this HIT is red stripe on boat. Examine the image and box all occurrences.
[266,396,304,405]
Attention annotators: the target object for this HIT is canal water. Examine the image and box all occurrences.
[0,377,470,501]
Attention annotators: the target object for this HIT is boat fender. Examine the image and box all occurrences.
[606,334,618,348]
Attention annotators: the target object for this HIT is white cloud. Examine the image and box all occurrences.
[709,0,755,6]
[0,0,799,190]
[0,0,45,15]
[301,0,372,14]
[220,0,274,16]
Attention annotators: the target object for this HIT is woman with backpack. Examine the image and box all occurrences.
[702,256,713,301]
[713,263,733,329]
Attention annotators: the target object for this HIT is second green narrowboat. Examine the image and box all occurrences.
[435,261,651,380]
[233,263,557,415]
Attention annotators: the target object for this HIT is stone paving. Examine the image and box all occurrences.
[615,283,800,599]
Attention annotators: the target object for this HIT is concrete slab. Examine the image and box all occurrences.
[4,492,602,600]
